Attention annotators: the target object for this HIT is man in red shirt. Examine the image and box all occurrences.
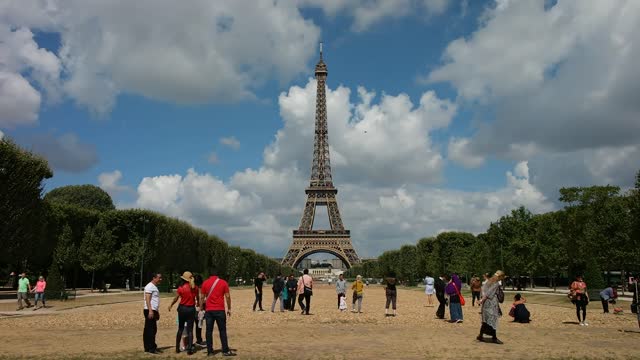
[200,268,236,357]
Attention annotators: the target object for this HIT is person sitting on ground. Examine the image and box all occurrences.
[509,293,530,323]
[599,284,617,314]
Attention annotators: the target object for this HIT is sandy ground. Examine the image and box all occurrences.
[0,285,639,360]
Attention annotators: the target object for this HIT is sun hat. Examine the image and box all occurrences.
[180,271,193,281]
[181,271,195,288]
[494,270,506,279]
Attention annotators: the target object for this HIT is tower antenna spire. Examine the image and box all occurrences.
[319,41,323,60]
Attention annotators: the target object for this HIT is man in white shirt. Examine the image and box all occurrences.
[143,273,163,354]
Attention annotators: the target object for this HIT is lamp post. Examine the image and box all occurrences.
[140,217,149,290]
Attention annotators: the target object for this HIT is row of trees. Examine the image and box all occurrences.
[347,172,640,290]
[1,139,292,296]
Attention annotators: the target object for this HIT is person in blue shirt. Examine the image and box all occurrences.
[599,284,617,314]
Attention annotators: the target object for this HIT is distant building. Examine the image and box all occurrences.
[331,259,345,269]
[299,259,312,270]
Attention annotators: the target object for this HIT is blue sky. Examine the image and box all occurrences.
[2,0,639,257]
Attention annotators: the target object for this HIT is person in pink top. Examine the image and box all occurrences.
[31,276,47,310]
[297,269,313,315]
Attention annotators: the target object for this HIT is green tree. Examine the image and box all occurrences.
[45,184,115,212]
[54,224,77,287]
[0,138,52,269]
[80,219,115,291]
[45,260,65,300]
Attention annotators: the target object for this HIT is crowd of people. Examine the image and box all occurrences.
[11,267,639,355]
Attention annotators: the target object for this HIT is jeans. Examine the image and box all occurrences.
[298,293,311,314]
[450,301,463,321]
[205,310,229,354]
[253,290,263,310]
[176,305,195,352]
[385,290,397,310]
[34,292,45,306]
[271,292,284,312]
[143,309,158,352]
[436,294,446,318]
[288,289,297,310]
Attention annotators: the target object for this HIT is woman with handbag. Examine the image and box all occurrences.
[477,270,506,344]
[445,274,464,323]
[570,275,589,326]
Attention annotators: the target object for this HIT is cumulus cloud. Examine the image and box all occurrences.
[1,0,320,116]
[0,25,61,127]
[220,136,240,150]
[26,132,98,172]
[300,0,450,31]
[428,0,640,191]
[133,160,552,257]
[448,137,485,168]
[131,78,553,257]
[267,79,456,186]
[98,170,132,196]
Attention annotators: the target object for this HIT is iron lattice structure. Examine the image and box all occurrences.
[282,46,360,269]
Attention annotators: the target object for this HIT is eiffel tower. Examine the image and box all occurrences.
[282,44,360,269]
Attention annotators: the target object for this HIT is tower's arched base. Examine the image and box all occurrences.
[282,231,360,269]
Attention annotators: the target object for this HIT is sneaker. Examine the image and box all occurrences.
[492,338,504,345]
[456,319,463,323]
[583,321,589,326]
[579,322,585,326]
[196,341,206,347]
[222,351,237,356]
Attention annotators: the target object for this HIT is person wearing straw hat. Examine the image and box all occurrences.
[168,271,199,355]
[351,275,364,313]
[477,270,506,344]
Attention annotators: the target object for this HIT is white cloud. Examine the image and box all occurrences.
[428,0,640,190]
[448,137,485,168]
[0,72,40,127]
[1,0,320,116]
[300,0,450,32]
[132,159,552,257]
[267,79,456,186]
[98,170,132,196]
[220,136,240,150]
[130,78,554,257]
[0,25,61,127]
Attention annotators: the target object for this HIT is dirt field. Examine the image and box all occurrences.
[0,285,638,360]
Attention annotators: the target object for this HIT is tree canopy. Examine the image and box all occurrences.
[45,184,115,212]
